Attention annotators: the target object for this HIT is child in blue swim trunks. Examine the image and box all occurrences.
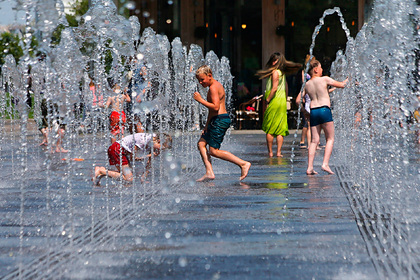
[302,59,348,175]
[193,65,251,182]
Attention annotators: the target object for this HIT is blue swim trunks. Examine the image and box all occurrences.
[201,114,231,149]
[310,106,333,127]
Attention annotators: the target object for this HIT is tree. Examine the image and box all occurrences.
[66,0,90,27]
[0,32,23,65]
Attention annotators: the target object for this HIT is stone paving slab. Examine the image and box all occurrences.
[0,129,378,279]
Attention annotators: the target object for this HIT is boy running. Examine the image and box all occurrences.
[193,65,251,182]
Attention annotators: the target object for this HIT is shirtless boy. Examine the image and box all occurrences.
[105,84,131,143]
[302,60,347,175]
[193,65,251,182]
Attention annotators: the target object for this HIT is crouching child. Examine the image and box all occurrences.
[93,132,172,185]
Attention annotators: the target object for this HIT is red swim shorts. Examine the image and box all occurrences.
[108,142,129,166]
[109,111,126,136]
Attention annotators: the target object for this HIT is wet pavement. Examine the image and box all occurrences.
[0,127,378,279]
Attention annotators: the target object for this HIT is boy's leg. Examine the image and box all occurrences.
[94,164,133,185]
[93,166,106,185]
[307,125,321,175]
[196,138,215,182]
[208,147,251,181]
[300,126,307,147]
[320,121,335,174]
[55,127,68,153]
[266,133,274,157]
[40,127,48,146]
[306,119,312,148]
[276,135,284,157]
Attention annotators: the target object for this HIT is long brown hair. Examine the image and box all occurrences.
[256,52,302,80]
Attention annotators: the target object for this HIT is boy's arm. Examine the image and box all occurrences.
[296,88,306,106]
[266,70,279,103]
[104,96,112,108]
[152,142,161,156]
[134,153,151,161]
[193,86,220,112]
[124,93,131,103]
[296,90,302,106]
[325,77,348,89]
[141,157,152,182]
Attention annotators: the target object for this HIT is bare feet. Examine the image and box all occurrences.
[240,162,251,181]
[54,147,69,153]
[92,166,106,186]
[268,153,273,158]
[321,165,334,174]
[306,169,318,175]
[276,153,283,157]
[39,141,48,146]
[196,173,215,182]
[92,166,102,186]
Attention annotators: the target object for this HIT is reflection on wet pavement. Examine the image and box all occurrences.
[0,131,378,279]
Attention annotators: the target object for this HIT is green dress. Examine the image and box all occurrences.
[262,70,289,136]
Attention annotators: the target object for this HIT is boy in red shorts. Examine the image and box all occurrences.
[105,84,131,143]
[93,132,172,185]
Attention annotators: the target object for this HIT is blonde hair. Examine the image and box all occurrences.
[196,65,213,76]
[256,52,302,80]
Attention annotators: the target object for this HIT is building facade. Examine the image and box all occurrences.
[127,0,372,104]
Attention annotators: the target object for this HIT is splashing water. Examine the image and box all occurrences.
[291,2,420,279]
[1,0,420,279]
[0,0,233,278]
[331,1,420,279]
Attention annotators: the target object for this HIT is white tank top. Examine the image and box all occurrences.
[119,133,155,153]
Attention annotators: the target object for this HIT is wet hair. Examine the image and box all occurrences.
[256,52,302,80]
[196,65,212,76]
[155,133,172,150]
[308,60,321,76]
[113,84,123,94]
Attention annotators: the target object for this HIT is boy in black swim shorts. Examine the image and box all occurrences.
[193,65,251,182]
[302,59,348,175]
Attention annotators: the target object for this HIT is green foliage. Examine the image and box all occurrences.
[66,0,90,27]
[0,31,38,66]
[0,32,23,65]
[50,24,66,46]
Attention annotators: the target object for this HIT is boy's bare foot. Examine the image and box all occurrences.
[306,169,318,175]
[240,162,251,181]
[196,173,215,182]
[268,152,273,158]
[92,166,103,186]
[321,165,334,174]
[276,153,283,157]
[55,148,69,153]
[39,141,48,146]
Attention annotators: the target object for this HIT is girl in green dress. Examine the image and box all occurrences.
[257,52,301,157]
